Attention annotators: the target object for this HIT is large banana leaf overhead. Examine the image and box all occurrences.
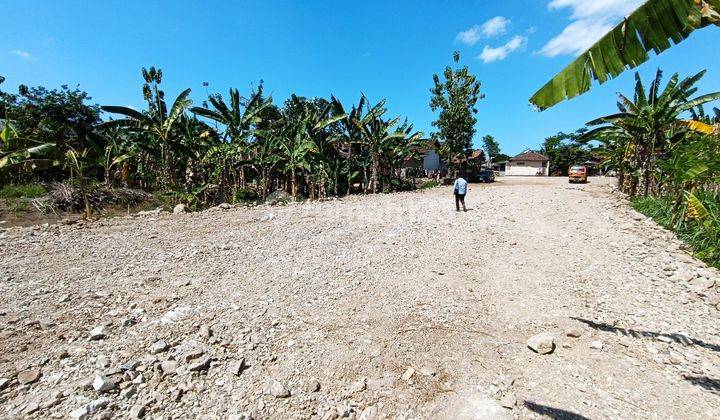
[530,0,720,111]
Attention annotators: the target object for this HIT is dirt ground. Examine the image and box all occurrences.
[1,176,719,419]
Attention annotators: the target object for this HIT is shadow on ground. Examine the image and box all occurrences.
[570,317,720,352]
[523,401,590,420]
[684,375,720,394]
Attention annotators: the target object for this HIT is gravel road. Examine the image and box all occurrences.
[1,176,719,419]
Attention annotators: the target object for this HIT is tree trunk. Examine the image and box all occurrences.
[291,171,297,201]
[370,154,379,194]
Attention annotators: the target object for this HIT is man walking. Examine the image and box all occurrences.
[453,174,468,212]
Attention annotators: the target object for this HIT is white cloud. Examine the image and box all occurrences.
[456,25,482,45]
[456,16,511,45]
[540,0,645,57]
[481,16,510,38]
[11,50,31,59]
[479,35,528,63]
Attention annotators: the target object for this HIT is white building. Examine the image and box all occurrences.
[505,151,550,176]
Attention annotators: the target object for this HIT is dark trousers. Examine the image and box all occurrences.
[455,193,466,211]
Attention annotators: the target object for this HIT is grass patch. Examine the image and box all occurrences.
[632,193,719,269]
[0,183,46,199]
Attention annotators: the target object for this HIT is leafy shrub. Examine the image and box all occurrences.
[233,188,259,203]
[633,192,719,269]
[0,183,46,199]
[418,180,439,190]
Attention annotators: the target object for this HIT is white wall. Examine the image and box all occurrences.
[423,150,442,172]
[505,161,548,176]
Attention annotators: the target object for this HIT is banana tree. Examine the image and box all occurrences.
[580,69,720,196]
[351,97,422,193]
[531,0,720,110]
[0,118,59,176]
[277,95,345,199]
[191,87,272,189]
[101,67,191,187]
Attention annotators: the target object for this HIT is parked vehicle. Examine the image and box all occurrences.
[568,165,588,183]
[478,169,495,183]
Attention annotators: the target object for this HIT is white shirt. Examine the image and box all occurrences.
[453,178,468,195]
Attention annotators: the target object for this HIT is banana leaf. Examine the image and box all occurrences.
[530,0,720,110]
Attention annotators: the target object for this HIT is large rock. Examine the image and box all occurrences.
[150,340,169,354]
[527,333,556,354]
[431,391,508,420]
[266,190,292,206]
[17,368,42,384]
[93,373,117,392]
[173,204,187,214]
[88,326,106,340]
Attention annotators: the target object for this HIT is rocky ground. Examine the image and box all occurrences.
[0,176,718,419]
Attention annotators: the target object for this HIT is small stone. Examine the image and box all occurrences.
[188,357,211,372]
[161,360,178,374]
[229,358,246,376]
[17,368,42,384]
[160,307,191,324]
[184,349,204,362]
[527,333,556,354]
[69,406,90,420]
[689,276,715,291]
[590,340,604,350]
[92,374,117,392]
[218,203,232,210]
[150,340,169,354]
[173,204,186,214]
[500,393,517,409]
[359,405,379,420]
[349,377,367,393]
[419,366,437,376]
[304,379,321,392]
[566,329,582,338]
[401,367,415,381]
[39,319,56,330]
[129,404,146,418]
[199,324,212,339]
[89,326,106,340]
[269,380,290,398]
[121,386,137,399]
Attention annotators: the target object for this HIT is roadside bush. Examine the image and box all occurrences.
[633,192,720,269]
[233,187,259,203]
[419,180,439,189]
[0,183,46,199]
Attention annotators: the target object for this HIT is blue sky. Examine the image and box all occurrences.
[3,0,720,155]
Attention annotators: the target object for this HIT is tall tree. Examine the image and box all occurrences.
[481,135,500,163]
[430,51,483,172]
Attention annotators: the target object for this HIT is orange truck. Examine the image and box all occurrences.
[568,165,588,183]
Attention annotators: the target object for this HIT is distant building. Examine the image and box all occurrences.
[505,151,550,176]
[404,140,445,173]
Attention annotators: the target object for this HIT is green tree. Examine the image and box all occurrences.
[191,85,272,189]
[102,67,192,188]
[581,69,720,197]
[430,51,483,172]
[541,130,592,175]
[481,135,500,163]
